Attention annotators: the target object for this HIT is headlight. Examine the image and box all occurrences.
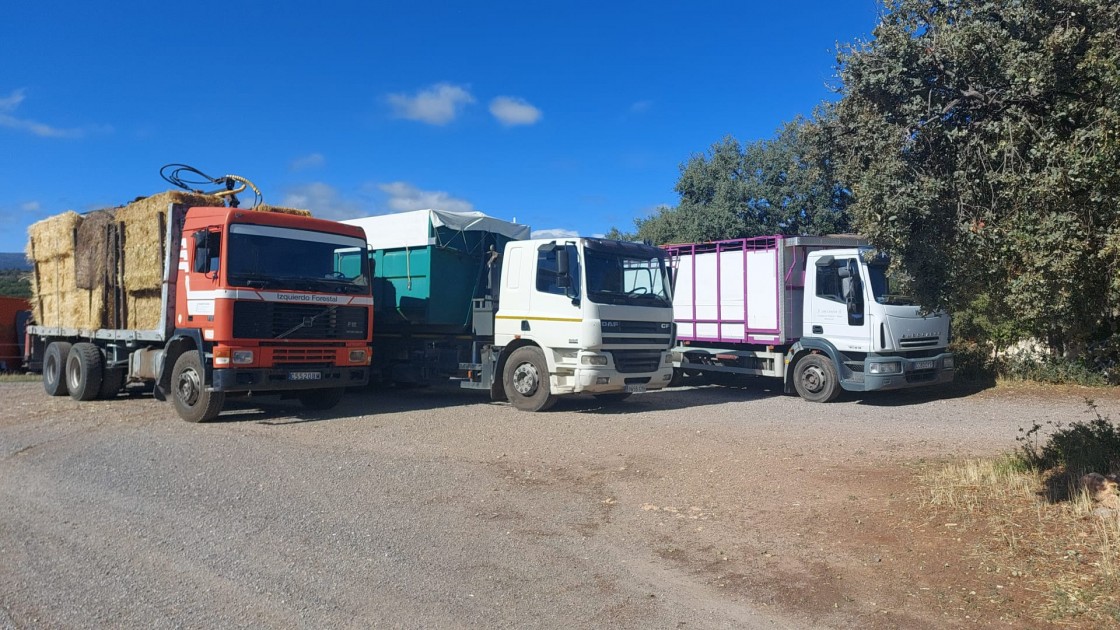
[869,361,901,375]
[581,354,609,366]
[943,356,954,369]
[349,349,369,364]
[663,352,673,366]
[232,350,254,365]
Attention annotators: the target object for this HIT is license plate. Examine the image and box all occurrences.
[625,384,647,393]
[289,371,322,381]
[913,360,935,370]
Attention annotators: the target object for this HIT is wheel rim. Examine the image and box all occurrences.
[46,354,59,383]
[66,358,81,390]
[800,365,826,394]
[511,362,539,396]
[176,367,202,407]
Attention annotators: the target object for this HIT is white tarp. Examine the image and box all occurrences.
[343,209,530,250]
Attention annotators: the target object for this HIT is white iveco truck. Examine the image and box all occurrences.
[665,235,954,402]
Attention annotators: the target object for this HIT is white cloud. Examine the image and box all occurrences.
[531,228,580,239]
[281,182,366,221]
[0,88,108,138]
[387,83,474,125]
[378,181,475,213]
[489,96,542,127]
[289,153,325,171]
[20,201,41,212]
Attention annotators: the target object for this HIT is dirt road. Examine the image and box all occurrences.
[0,380,1108,628]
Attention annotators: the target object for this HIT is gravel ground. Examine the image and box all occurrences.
[0,379,1112,629]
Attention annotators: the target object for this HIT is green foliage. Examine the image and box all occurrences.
[1016,400,1120,476]
[832,0,1120,352]
[1000,354,1111,386]
[0,270,30,298]
[621,117,852,245]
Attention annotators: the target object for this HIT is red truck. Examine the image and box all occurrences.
[25,195,373,422]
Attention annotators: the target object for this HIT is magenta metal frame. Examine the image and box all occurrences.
[663,235,785,345]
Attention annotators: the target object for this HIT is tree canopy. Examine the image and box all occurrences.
[615,117,851,244]
[831,0,1120,349]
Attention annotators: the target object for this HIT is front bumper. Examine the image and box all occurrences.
[569,365,675,394]
[211,366,369,392]
[857,352,955,392]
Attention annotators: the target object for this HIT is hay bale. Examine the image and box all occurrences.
[63,287,106,330]
[126,289,163,330]
[36,293,62,328]
[27,211,80,262]
[116,191,224,291]
[75,209,116,290]
[34,255,73,295]
[255,204,312,217]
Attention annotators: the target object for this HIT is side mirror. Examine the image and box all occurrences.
[556,245,573,289]
[843,259,863,316]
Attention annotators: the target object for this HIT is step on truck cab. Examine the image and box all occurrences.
[25,192,374,422]
[665,235,954,402]
[342,210,675,411]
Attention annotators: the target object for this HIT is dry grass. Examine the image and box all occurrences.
[923,457,1120,625]
[0,373,38,382]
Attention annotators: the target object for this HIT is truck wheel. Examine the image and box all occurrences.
[171,351,225,423]
[793,354,841,403]
[593,392,631,403]
[99,368,126,399]
[668,368,685,387]
[66,342,104,402]
[297,387,345,410]
[43,341,72,397]
[503,346,557,412]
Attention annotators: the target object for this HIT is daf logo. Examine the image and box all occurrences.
[602,321,620,327]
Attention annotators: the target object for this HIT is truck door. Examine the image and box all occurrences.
[180,227,223,329]
[806,256,872,353]
[528,242,582,347]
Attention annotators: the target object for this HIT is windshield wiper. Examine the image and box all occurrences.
[230,272,278,288]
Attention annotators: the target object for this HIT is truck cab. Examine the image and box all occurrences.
[795,247,954,400]
[492,238,675,409]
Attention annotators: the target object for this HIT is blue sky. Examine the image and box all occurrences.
[0,1,880,253]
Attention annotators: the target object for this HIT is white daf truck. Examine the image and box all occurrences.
[342,210,675,411]
[665,235,954,402]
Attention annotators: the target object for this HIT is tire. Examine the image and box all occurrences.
[171,351,225,423]
[668,367,686,388]
[66,342,103,402]
[43,341,72,397]
[793,354,841,403]
[502,346,557,412]
[297,387,345,410]
[98,368,126,400]
[593,392,632,403]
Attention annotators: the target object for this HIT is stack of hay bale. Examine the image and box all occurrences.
[26,191,311,332]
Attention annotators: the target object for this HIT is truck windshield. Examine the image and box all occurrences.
[226,224,371,294]
[584,247,672,308]
[867,264,915,306]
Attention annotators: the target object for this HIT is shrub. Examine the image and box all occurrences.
[1016,400,1120,477]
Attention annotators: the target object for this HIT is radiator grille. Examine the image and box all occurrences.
[899,335,940,349]
[272,347,336,364]
[609,349,663,374]
[233,301,368,340]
